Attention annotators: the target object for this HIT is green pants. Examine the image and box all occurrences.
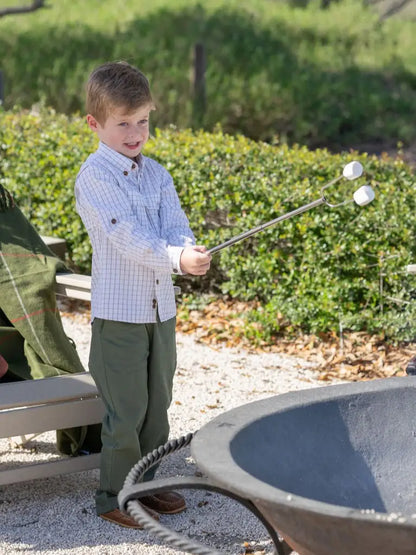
[89,317,177,515]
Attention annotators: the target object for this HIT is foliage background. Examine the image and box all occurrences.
[0,0,416,150]
[0,0,415,347]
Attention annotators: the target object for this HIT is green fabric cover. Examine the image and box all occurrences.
[0,199,84,379]
[0,186,101,455]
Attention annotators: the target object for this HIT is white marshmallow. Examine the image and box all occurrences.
[343,161,363,180]
[353,185,375,206]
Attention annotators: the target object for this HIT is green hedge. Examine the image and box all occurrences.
[1,108,416,341]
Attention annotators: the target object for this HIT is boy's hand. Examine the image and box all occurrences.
[180,245,212,275]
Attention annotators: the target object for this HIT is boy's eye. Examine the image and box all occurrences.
[119,122,128,127]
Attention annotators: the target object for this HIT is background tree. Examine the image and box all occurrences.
[0,0,46,18]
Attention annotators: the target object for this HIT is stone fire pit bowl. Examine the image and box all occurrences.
[190,376,416,555]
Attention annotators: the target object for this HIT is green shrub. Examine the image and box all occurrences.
[1,108,416,341]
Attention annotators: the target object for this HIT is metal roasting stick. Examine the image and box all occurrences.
[208,161,371,255]
[209,197,325,254]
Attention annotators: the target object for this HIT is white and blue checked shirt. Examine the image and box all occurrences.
[75,142,195,323]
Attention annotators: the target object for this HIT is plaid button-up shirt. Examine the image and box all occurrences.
[75,142,195,323]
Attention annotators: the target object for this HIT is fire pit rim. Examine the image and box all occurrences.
[191,376,416,529]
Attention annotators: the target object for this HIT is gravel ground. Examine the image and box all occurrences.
[0,312,340,555]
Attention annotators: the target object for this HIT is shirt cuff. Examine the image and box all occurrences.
[167,246,185,276]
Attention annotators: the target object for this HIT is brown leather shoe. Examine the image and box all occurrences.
[140,491,186,514]
[100,504,159,529]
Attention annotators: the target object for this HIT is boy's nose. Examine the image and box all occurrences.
[131,127,145,139]
[127,134,140,143]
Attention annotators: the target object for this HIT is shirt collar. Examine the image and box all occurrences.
[95,141,144,177]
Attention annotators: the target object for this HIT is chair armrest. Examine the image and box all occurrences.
[55,272,180,301]
[55,272,91,301]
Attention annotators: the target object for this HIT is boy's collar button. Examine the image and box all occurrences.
[131,163,136,170]
[123,170,128,176]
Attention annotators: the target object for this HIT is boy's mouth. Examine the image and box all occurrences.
[125,141,140,150]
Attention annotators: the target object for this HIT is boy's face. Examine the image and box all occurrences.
[86,103,152,160]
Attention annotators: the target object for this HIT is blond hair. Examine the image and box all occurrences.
[86,61,153,124]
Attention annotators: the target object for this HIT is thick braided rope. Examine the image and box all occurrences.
[121,433,223,555]
[127,498,222,555]
[123,433,194,489]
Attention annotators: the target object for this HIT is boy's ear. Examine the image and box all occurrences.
[86,114,100,131]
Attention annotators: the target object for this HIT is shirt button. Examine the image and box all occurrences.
[152,299,157,309]
[123,170,128,176]
[131,163,136,170]
[173,268,178,274]
[111,218,117,224]
[156,279,159,285]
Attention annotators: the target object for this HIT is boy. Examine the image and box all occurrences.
[75,61,211,528]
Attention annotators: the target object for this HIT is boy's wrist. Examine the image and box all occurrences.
[167,246,185,275]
